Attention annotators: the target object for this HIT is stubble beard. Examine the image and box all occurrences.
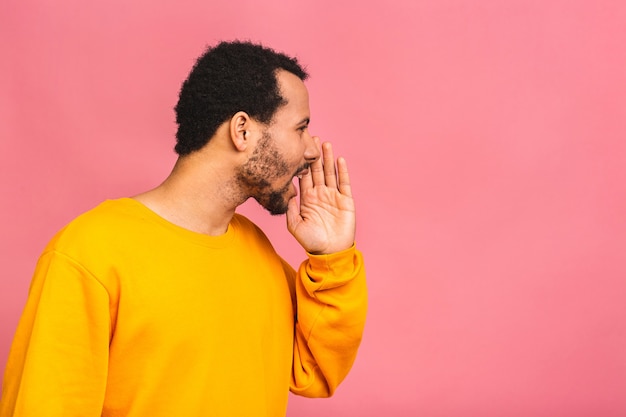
[235,131,303,216]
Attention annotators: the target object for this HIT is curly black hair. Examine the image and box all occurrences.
[174,41,308,155]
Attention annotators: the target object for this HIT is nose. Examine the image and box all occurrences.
[303,134,321,163]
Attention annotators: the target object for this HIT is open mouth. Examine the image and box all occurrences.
[295,165,310,179]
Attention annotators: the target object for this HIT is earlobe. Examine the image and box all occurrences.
[230,111,250,152]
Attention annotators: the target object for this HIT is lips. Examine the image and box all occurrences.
[295,164,310,179]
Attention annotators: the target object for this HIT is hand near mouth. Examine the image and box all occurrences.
[286,139,356,255]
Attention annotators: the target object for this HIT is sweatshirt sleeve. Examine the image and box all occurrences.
[0,251,110,417]
[289,245,368,398]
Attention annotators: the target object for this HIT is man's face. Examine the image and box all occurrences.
[236,71,320,215]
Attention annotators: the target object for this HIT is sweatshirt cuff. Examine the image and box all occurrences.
[303,244,362,290]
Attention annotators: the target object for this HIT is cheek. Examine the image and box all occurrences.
[267,132,305,175]
[283,141,306,164]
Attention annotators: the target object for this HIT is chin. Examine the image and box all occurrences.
[258,181,296,216]
[262,201,289,216]
[257,191,290,216]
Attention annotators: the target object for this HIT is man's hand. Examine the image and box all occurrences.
[287,140,356,254]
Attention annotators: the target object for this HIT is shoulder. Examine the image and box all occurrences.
[231,213,277,253]
[44,198,144,255]
[231,213,264,234]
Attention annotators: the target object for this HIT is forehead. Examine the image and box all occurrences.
[274,70,310,121]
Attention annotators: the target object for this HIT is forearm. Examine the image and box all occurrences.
[290,245,368,398]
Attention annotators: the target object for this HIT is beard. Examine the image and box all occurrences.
[262,182,295,215]
[236,131,307,215]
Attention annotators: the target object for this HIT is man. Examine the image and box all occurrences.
[0,41,367,416]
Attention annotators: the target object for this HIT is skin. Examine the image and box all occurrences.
[134,70,355,255]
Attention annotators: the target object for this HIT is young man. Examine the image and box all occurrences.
[0,41,367,416]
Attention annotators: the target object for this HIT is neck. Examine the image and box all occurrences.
[133,149,246,236]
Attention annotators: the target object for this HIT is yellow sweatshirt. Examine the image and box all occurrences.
[0,198,367,417]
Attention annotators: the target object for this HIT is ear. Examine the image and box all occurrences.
[229,111,251,152]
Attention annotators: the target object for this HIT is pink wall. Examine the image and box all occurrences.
[1,1,625,415]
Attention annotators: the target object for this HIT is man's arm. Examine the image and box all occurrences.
[286,140,368,397]
[288,246,367,397]
[0,251,110,416]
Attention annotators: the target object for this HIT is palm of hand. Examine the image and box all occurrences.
[286,142,356,255]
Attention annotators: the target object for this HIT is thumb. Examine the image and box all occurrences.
[286,197,301,235]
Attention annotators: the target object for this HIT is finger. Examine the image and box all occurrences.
[298,163,313,194]
[310,137,325,186]
[336,156,353,197]
[322,142,337,189]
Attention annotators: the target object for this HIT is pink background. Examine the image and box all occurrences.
[1,1,625,416]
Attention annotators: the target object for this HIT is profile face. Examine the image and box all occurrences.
[237,70,320,215]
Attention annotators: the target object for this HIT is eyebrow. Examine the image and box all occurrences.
[297,118,310,126]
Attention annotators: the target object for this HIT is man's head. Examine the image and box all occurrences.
[174,41,308,156]
[234,70,319,215]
